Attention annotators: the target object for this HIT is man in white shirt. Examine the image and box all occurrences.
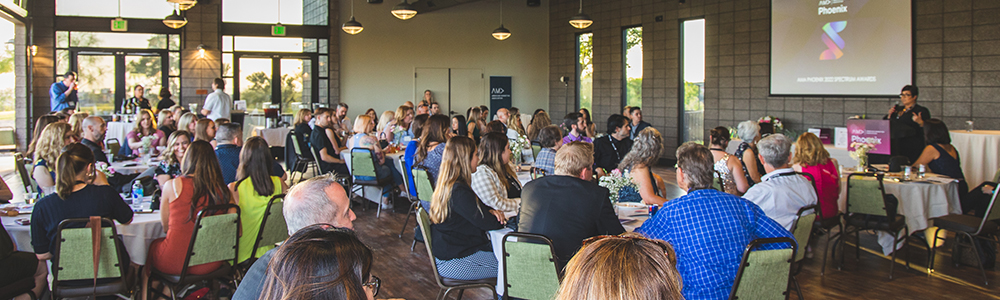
[742,134,817,230]
[201,78,232,121]
[495,108,519,140]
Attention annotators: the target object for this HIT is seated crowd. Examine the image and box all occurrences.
[6,97,991,300]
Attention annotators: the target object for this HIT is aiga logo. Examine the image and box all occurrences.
[819,21,847,60]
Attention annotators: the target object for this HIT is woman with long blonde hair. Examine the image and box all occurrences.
[127,109,166,155]
[32,122,77,195]
[382,105,414,142]
[429,136,506,281]
[555,233,683,300]
[67,112,89,139]
[194,118,217,147]
[176,112,198,135]
[467,107,483,144]
[155,131,192,188]
[619,127,667,205]
[375,110,395,141]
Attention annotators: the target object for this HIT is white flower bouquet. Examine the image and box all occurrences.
[95,161,115,177]
[598,169,636,203]
[758,116,784,132]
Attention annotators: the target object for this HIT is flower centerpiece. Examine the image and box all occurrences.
[758,116,784,134]
[95,161,115,177]
[598,169,634,203]
[849,142,875,169]
[509,134,530,165]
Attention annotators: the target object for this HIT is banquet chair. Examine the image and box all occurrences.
[350,148,395,218]
[0,222,36,300]
[843,173,911,279]
[106,139,121,161]
[14,153,36,195]
[928,182,1000,285]
[416,207,497,300]
[289,131,318,184]
[51,217,133,300]
[397,158,421,239]
[501,232,561,300]
[530,141,541,160]
[789,204,818,299]
[247,195,288,266]
[793,171,845,276]
[409,167,434,251]
[728,237,797,300]
[148,205,240,300]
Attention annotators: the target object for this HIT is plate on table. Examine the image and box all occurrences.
[616,202,649,217]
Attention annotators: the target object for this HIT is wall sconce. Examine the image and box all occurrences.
[197,44,206,59]
[29,45,36,56]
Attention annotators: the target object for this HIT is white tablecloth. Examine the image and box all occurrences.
[727,139,855,168]
[253,127,291,148]
[838,174,962,255]
[2,211,165,265]
[105,121,134,145]
[950,130,1000,190]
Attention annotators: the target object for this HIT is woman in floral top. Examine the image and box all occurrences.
[382,105,414,143]
[155,131,191,188]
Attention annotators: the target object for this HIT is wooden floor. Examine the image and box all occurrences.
[347,165,1000,300]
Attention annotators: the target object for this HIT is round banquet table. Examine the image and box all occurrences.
[838,172,962,255]
[110,159,156,175]
[2,209,165,265]
[949,130,1000,190]
[252,127,292,148]
[104,121,135,146]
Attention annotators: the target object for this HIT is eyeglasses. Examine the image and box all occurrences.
[899,93,913,98]
[363,275,381,296]
[581,233,673,256]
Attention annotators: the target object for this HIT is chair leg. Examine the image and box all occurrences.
[399,201,417,238]
[792,276,804,300]
[965,232,990,286]
[929,227,942,273]
[456,289,465,300]
[436,289,446,300]
[822,231,832,275]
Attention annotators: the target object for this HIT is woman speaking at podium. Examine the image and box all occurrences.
[884,85,931,163]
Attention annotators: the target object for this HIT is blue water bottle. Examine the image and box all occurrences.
[131,180,144,202]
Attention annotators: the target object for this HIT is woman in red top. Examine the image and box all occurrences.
[143,140,236,299]
[792,132,841,220]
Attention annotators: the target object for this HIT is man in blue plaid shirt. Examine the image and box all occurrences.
[636,142,793,299]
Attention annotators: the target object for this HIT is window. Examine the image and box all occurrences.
[623,26,642,108]
[223,0,328,25]
[681,19,705,144]
[221,36,328,115]
[55,31,181,116]
[577,33,593,113]
[56,0,174,19]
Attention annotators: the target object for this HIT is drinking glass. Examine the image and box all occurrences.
[966,120,974,132]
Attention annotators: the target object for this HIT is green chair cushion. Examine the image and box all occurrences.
[351,150,379,178]
[258,201,288,251]
[733,248,794,300]
[504,240,560,300]
[847,176,888,217]
[791,214,816,262]
[57,227,122,281]
[414,169,434,203]
[189,213,239,266]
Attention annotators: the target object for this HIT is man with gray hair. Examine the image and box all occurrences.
[742,134,817,230]
[214,122,286,184]
[636,142,791,299]
[232,175,357,300]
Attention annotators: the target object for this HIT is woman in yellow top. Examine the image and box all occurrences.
[229,136,289,263]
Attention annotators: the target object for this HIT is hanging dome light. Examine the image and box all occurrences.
[391,0,417,20]
[343,0,364,35]
[167,0,197,10]
[569,0,592,29]
[163,9,188,29]
[492,0,510,41]
[492,25,511,40]
[343,16,364,35]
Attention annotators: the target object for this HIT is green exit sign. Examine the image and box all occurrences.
[271,24,286,36]
[111,18,127,32]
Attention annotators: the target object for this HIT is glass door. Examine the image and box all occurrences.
[681,19,706,144]
[237,57,273,114]
[279,58,311,115]
[75,53,116,115]
[125,53,164,104]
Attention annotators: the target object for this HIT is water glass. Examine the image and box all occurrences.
[966,120,974,132]
[903,166,912,180]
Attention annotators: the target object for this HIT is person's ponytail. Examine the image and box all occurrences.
[55,144,96,199]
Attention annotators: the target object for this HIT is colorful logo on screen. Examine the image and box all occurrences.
[820,21,847,60]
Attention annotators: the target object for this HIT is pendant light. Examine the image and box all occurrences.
[391,0,417,20]
[491,0,510,40]
[167,0,197,10]
[343,0,364,34]
[163,4,187,29]
[568,0,593,29]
